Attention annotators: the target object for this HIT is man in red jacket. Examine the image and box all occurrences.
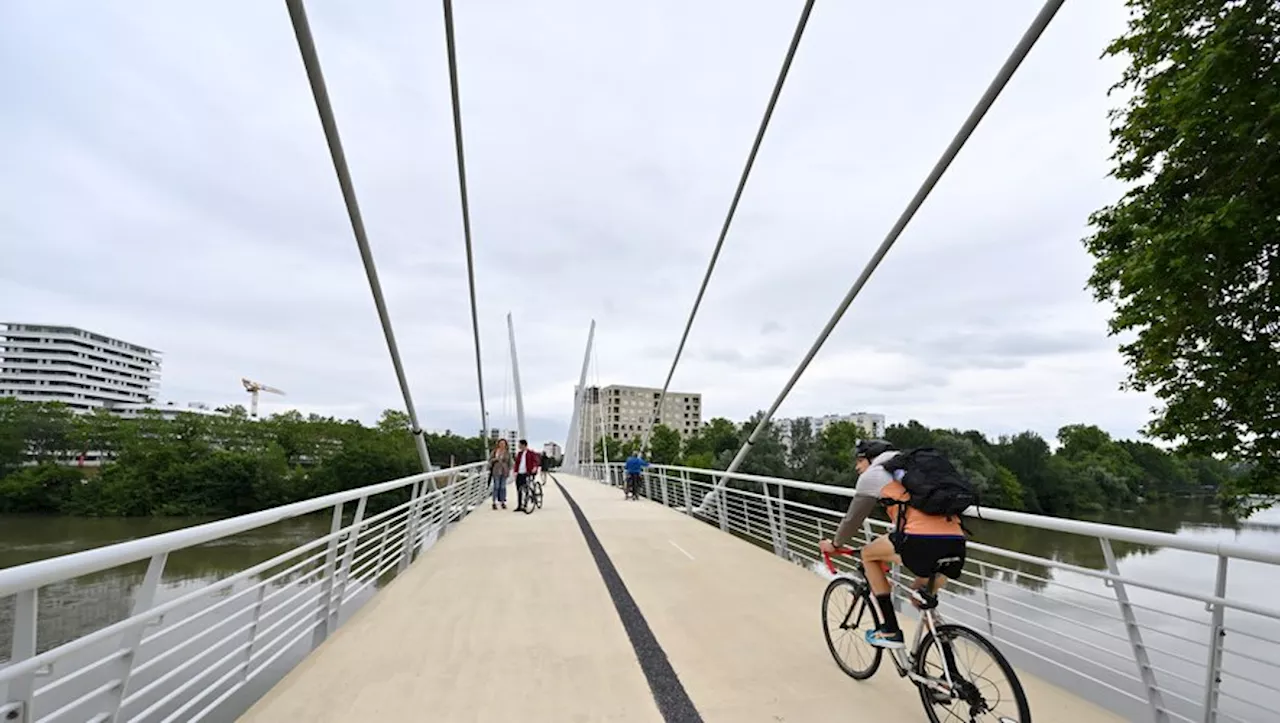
[513,439,541,511]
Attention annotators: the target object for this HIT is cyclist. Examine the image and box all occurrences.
[818,439,967,649]
[623,450,648,500]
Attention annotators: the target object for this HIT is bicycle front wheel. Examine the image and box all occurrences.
[914,623,1030,723]
[821,576,882,680]
[534,481,543,508]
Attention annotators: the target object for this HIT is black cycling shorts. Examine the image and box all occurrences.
[892,534,966,579]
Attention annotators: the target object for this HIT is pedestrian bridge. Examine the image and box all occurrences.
[2,464,1277,723]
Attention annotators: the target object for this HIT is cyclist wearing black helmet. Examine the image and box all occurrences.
[818,438,966,649]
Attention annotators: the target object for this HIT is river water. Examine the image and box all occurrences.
[2,498,1278,721]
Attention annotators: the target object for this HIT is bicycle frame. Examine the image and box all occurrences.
[823,548,958,698]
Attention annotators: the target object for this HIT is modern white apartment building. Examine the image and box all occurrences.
[576,384,703,453]
[543,441,562,459]
[0,323,161,413]
[487,427,519,449]
[774,411,887,455]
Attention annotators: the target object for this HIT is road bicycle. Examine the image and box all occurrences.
[522,476,544,514]
[820,546,1030,723]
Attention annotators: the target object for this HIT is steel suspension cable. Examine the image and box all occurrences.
[641,0,817,454]
[698,0,1067,511]
[440,0,491,456]
[284,0,433,472]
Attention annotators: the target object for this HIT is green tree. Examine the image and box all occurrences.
[787,417,818,480]
[1083,0,1280,493]
[814,421,863,487]
[885,421,935,450]
[648,424,682,465]
[0,398,28,477]
[733,412,788,478]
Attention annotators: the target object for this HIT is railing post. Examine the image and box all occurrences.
[1,588,38,723]
[372,521,393,583]
[644,472,653,500]
[398,480,421,573]
[441,474,456,537]
[760,480,782,556]
[681,471,692,515]
[717,484,729,532]
[330,496,367,632]
[1201,555,1228,723]
[1100,538,1169,723]
[776,484,790,558]
[312,502,345,649]
[660,468,670,508]
[101,551,168,722]
[240,584,268,684]
[977,561,994,636]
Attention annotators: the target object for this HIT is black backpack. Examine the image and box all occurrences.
[880,448,978,519]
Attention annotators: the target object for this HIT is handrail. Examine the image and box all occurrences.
[615,462,1280,566]
[0,462,484,597]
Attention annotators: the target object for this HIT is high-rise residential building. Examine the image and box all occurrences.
[774,412,887,455]
[542,441,562,459]
[487,428,519,450]
[575,384,703,454]
[0,323,161,413]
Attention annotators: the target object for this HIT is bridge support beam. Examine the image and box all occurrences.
[1100,539,1169,723]
[507,313,527,444]
[564,320,595,471]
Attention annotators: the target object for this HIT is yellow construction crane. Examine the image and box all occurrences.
[241,378,285,419]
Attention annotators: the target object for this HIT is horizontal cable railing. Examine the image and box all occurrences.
[0,462,489,723]
[583,462,1280,723]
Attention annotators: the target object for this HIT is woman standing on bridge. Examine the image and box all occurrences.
[489,438,512,510]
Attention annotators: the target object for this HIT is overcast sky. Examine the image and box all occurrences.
[1,0,1154,450]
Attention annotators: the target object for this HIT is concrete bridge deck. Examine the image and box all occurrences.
[239,474,1124,722]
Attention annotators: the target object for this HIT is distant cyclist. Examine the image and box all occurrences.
[623,450,649,500]
[818,439,968,649]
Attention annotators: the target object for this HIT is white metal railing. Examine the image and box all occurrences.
[0,462,490,723]
[583,462,1280,723]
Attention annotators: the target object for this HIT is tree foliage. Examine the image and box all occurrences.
[658,412,1241,520]
[1084,0,1280,493]
[0,399,491,517]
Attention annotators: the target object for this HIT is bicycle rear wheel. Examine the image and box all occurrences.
[533,480,544,508]
[914,623,1030,723]
[821,576,882,680]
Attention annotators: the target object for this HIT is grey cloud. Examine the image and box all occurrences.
[695,347,790,369]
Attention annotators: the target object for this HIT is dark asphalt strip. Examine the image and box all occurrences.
[552,477,704,723]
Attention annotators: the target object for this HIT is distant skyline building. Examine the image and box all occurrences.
[774,412,887,455]
[543,441,562,459]
[574,384,703,458]
[487,427,519,450]
[0,323,161,413]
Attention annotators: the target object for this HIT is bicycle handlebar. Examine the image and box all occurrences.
[821,546,858,575]
[821,546,893,576]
